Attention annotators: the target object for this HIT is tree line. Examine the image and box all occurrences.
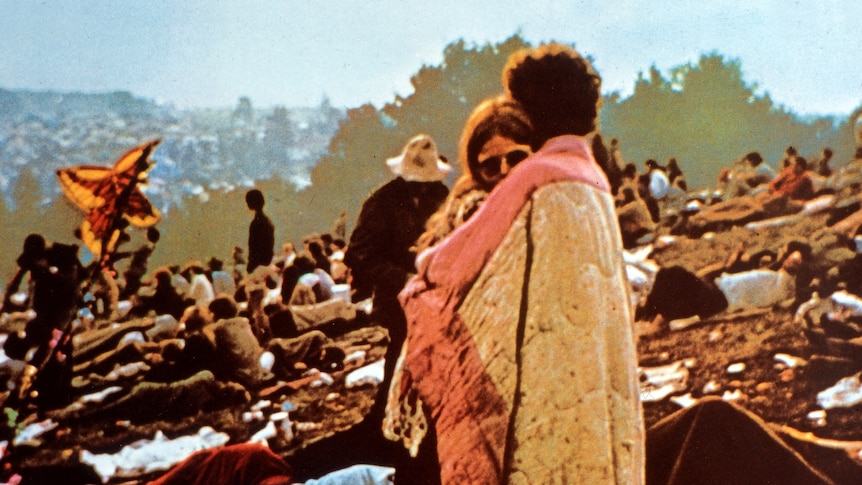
[1,33,857,280]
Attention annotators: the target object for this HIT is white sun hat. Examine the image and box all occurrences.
[386,134,453,182]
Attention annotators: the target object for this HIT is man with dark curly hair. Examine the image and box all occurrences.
[502,43,601,145]
[500,43,644,483]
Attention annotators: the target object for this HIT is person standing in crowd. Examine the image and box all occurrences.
[394,43,644,484]
[3,234,85,409]
[344,134,451,310]
[591,132,623,195]
[289,135,450,481]
[331,210,348,241]
[666,157,687,191]
[245,189,275,272]
[119,227,160,300]
[4,235,84,364]
[345,133,451,398]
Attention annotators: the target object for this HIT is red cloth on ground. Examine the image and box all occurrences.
[147,443,293,485]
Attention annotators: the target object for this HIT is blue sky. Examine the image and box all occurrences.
[2,0,860,116]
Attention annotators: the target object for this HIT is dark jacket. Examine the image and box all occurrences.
[345,177,449,302]
[247,211,275,271]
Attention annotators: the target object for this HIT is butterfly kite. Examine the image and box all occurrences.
[56,140,161,262]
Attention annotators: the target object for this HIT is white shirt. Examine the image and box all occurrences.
[715,269,794,313]
[649,170,670,199]
[189,273,215,307]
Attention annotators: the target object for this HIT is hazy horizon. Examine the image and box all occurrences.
[2,1,861,116]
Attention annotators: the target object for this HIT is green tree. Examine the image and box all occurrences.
[601,53,847,188]
[7,168,44,250]
[292,34,532,238]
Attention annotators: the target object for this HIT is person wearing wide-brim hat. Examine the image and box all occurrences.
[292,135,451,477]
[385,134,453,182]
[346,134,453,304]
[346,131,451,310]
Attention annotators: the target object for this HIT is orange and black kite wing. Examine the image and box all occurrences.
[56,140,162,255]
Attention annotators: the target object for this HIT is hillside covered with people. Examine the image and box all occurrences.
[1,35,862,484]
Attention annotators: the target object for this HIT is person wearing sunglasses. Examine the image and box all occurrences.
[415,95,533,252]
[473,136,532,189]
[393,44,644,484]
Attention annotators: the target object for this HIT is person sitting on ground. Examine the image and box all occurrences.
[131,267,192,320]
[287,254,335,306]
[281,254,313,305]
[209,303,273,390]
[207,257,236,298]
[328,239,349,284]
[272,242,297,270]
[687,154,813,236]
[743,151,777,188]
[655,158,690,221]
[769,155,816,201]
[778,145,799,173]
[242,281,273,344]
[666,157,687,192]
[617,186,658,248]
[183,261,215,307]
[146,305,218,382]
[319,233,334,258]
[615,162,640,204]
[815,147,834,178]
[329,239,346,262]
[305,238,331,275]
[230,245,246,282]
[716,152,774,201]
[645,159,670,201]
[119,227,160,300]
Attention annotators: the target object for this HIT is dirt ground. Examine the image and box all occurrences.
[638,212,862,440]
[7,210,862,483]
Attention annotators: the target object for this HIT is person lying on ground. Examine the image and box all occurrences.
[637,243,807,329]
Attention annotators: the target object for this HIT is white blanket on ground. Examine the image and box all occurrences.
[80,426,229,483]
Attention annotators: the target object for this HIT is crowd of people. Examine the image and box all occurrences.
[610,140,850,247]
[612,130,862,335]
[1,42,862,484]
